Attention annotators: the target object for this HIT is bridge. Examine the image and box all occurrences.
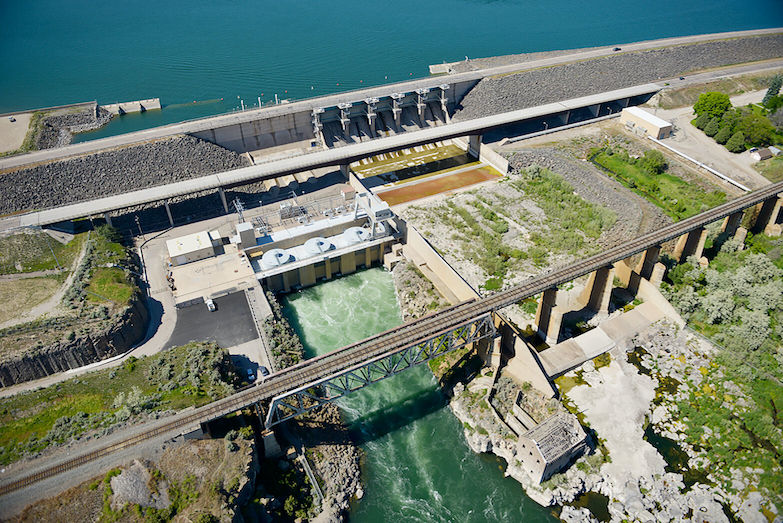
[15,83,659,228]
[2,179,781,497]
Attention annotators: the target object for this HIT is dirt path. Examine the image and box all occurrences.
[0,235,89,330]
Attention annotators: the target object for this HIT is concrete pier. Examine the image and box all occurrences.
[535,288,562,345]
[673,227,707,262]
[721,210,744,237]
[468,134,482,158]
[579,266,615,315]
[164,200,174,227]
[218,187,229,213]
[101,98,161,115]
[635,245,661,280]
[755,195,783,236]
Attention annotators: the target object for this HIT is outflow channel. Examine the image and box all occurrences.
[282,268,555,522]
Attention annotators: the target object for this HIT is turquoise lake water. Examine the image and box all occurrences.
[1,0,782,140]
[282,269,557,522]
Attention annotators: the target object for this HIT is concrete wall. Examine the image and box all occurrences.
[402,224,479,302]
[191,110,315,153]
[614,260,685,327]
[453,137,509,174]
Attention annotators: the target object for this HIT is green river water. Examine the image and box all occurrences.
[282,268,555,522]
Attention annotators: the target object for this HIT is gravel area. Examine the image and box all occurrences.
[454,34,783,120]
[505,148,671,247]
[447,45,607,73]
[0,135,250,215]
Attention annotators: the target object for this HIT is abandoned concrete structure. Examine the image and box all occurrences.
[517,413,588,483]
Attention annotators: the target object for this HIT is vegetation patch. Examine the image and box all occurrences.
[591,146,725,220]
[0,275,63,325]
[661,233,783,501]
[754,155,783,183]
[263,290,305,369]
[0,231,86,275]
[0,342,238,466]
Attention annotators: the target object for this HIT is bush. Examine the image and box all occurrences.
[638,150,667,175]
[693,112,711,130]
[693,92,732,118]
[714,125,732,145]
[725,132,746,153]
[704,117,721,137]
[735,113,775,147]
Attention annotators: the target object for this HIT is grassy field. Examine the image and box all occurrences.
[755,156,783,183]
[592,149,725,220]
[86,268,133,305]
[0,232,86,275]
[0,342,239,466]
[0,275,63,324]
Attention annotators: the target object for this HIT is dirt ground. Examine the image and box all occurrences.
[0,277,61,325]
[0,113,32,154]
[378,166,501,206]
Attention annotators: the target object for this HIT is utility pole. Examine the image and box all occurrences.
[134,215,144,239]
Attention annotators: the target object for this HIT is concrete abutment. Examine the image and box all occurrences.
[673,227,707,262]
[535,288,562,345]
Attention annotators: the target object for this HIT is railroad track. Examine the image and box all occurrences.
[2,181,781,497]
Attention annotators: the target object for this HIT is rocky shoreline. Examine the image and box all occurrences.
[35,105,113,150]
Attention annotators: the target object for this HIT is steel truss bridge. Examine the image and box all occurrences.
[264,314,496,427]
[2,180,782,497]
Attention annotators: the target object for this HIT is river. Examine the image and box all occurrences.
[1,0,782,140]
[282,268,556,522]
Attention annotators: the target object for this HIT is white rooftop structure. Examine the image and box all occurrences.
[166,231,215,266]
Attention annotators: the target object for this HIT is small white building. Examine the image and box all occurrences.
[750,148,773,162]
[768,146,781,157]
[620,106,673,139]
[166,231,215,266]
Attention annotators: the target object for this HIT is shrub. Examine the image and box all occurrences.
[704,117,721,137]
[735,113,775,147]
[693,92,732,118]
[725,132,746,153]
[638,150,667,175]
[693,112,711,130]
[714,125,732,145]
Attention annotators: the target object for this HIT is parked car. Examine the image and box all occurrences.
[246,368,255,381]
[258,366,270,379]
[205,298,216,312]
[613,47,621,51]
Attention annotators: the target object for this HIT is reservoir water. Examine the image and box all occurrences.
[2,0,782,141]
[282,269,556,522]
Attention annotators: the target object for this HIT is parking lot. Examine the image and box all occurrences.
[164,291,258,350]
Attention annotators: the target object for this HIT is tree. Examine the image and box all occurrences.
[735,113,775,147]
[768,108,783,130]
[638,149,667,175]
[714,125,732,144]
[694,92,732,118]
[704,117,721,137]
[725,131,746,153]
[693,112,711,130]
[765,95,783,114]
[762,74,782,107]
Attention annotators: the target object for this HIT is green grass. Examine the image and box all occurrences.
[755,156,783,183]
[0,342,237,465]
[87,267,133,304]
[0,232,86,275]
[592,150,725,221]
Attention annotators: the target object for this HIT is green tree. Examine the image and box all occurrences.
[693,112,711,130]
[725,131,746,153]
[762,74,782,107]
[714,125,732,144]
[638,149,667,174]
[736,113,775,147]
[704,117,721,137]
[693,92,732,118]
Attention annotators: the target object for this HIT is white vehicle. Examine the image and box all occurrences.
[205,298,216,312]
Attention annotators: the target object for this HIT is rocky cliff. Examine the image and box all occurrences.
[0,295,148,387]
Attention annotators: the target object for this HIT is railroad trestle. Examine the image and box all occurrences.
[263,313,496,428]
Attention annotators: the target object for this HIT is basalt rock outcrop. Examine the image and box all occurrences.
[0,294,148,387]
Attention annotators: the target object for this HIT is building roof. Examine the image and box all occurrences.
[523,413,586,464]
[166,231,213,257]
[755,147,773,160]
[622,106,672,130]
